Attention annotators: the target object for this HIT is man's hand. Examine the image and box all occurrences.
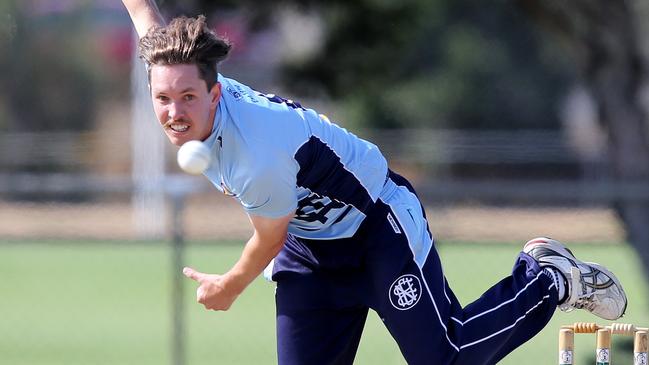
[183,267,240,311]
[183,212,293,312]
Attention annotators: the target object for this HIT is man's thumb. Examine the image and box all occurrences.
[183,267,205,282]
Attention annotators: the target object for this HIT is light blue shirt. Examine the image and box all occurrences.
[202,75,388,240]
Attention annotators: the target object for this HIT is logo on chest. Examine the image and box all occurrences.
[389,274,422,311]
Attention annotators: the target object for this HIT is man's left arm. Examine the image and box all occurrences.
[183,212,292,311]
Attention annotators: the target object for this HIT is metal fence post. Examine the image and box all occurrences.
[170,191,186,365]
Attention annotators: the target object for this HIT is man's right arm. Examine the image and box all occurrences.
[122,0,165,38]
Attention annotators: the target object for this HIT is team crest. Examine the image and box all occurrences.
[389,274,422,310]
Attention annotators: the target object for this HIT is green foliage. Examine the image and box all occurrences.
[184,1,571,130]
[283,0,573,129]
[159,0,575,129]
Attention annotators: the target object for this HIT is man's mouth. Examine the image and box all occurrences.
[169,123,189,132]
[164,120,190,132]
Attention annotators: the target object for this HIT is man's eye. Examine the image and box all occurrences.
[157,95,170,102]
[184,94,195,101]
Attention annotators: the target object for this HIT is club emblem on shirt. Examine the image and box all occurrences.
[389,274,422,311]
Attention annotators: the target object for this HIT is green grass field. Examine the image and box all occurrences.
[1,240,647,364]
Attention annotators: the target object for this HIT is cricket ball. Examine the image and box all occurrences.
[177,140,212,174]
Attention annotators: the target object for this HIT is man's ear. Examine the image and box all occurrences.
[210,82,222,108]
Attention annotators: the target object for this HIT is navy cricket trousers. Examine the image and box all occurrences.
[269,172,558,365]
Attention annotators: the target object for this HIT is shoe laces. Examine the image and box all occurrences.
[558,267,595,313]
[559,292,597,313]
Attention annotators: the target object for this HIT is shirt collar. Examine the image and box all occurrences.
[202,90,226,150]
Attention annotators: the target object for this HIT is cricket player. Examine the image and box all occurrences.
[121,1,628,364]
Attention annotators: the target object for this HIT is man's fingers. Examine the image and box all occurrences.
[183,267,206,282]
[196,286,206,303]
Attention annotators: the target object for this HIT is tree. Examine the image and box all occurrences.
[159,0,569,130]
[516,0,649,278]
[279,0,571,130]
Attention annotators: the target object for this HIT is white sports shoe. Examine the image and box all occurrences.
[523,237,627,320]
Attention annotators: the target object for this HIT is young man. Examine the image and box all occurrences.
[121,1,628,364]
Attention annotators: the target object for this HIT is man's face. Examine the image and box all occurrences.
[149,64,221,146]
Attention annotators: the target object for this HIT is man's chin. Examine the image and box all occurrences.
[164,129,210,146]
[165,133,189,146]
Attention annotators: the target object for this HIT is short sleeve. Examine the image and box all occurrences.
[237,166,297,218]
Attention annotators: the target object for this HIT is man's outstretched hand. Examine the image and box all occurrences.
[183,267,241,311]
[182,214,292,312]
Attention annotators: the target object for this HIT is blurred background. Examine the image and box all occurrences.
[1,0,649,364]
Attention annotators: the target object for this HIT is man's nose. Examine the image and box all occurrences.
[168,101,185,119]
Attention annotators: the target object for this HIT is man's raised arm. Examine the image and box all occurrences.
[122,0,165,38]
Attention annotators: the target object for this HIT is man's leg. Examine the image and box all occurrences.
[363,224,557,364]
[271,235,370,365]
[364,172,558,364]
[448,253,558,364]
[275,272,368,365]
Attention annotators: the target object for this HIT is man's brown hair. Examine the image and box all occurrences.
[138,15,231,90]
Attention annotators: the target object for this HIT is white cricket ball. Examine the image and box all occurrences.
[177,140,212,174]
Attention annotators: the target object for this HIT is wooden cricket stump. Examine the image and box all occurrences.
[559,328,574,365]
[558,323,648,364]
[635,331,648,365]
[596,328,611,365]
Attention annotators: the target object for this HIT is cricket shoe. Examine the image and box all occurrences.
[523,237,627,320]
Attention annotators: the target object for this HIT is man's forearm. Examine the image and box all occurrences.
[122,0,165,38]
[224,232,286,294]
